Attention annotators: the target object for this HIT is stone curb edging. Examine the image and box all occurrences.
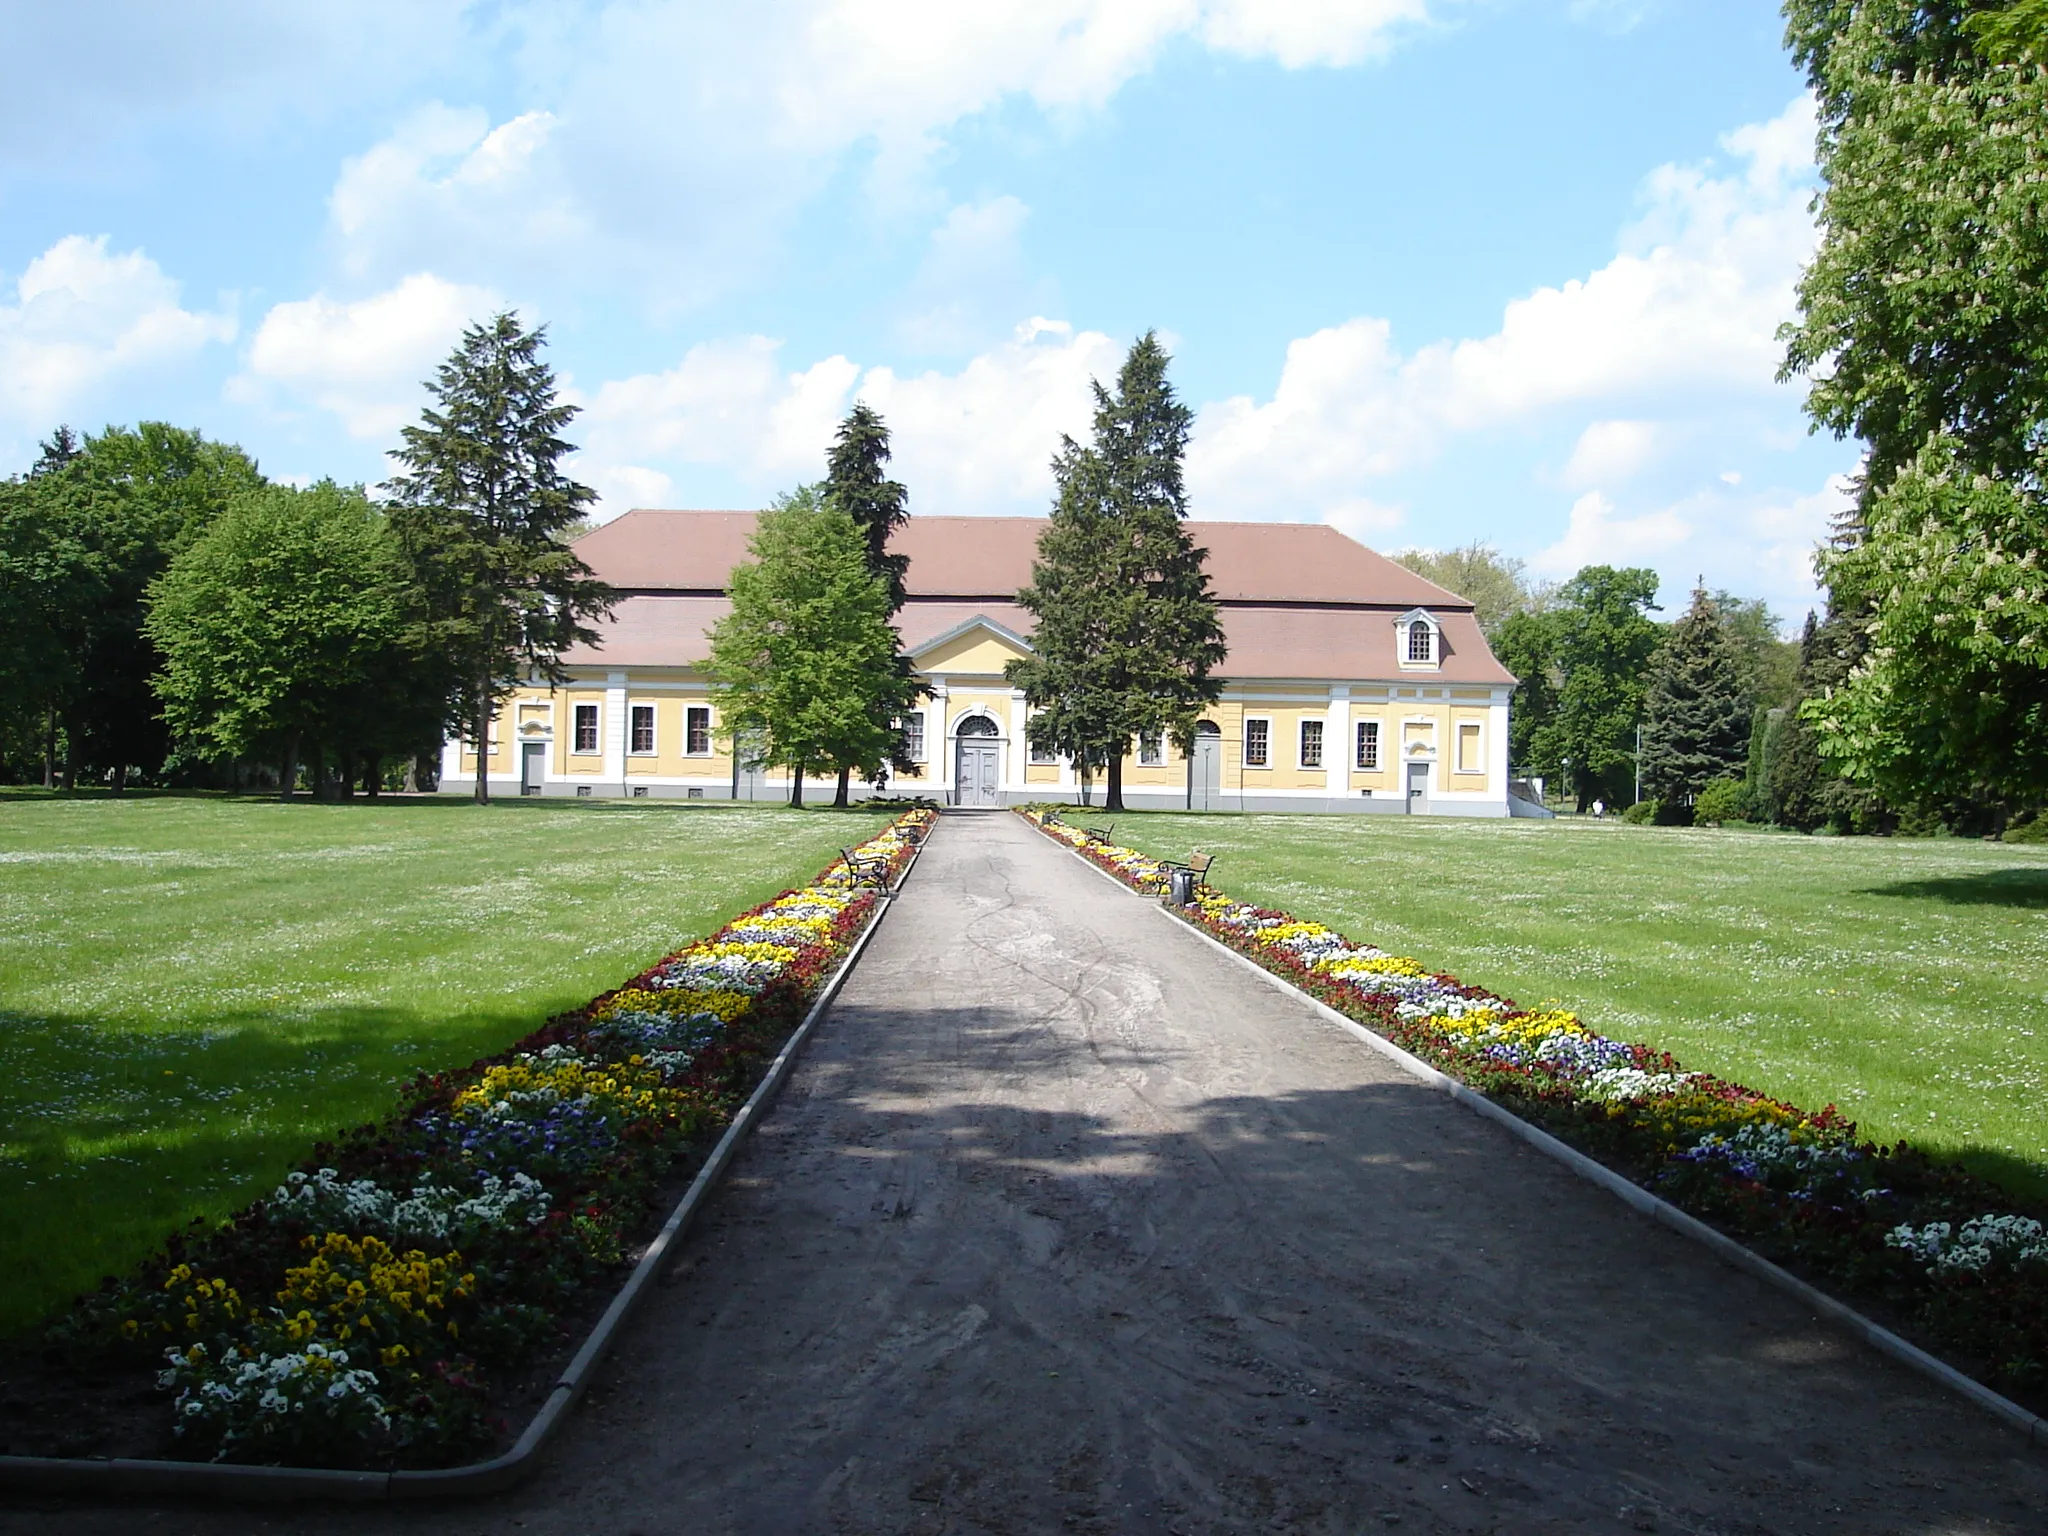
[0,834,925,1504]
[1031,818,2048,1451]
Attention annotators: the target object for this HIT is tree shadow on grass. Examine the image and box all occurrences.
[1860,867,2048,909]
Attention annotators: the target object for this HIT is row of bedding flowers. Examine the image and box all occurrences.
[1019,807,2048,1409]
[47,811,933,1469]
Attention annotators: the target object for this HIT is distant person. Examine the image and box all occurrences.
[1592,798,1606,819]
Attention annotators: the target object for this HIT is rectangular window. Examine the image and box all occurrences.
[630,704,655,754]
[686,706,712,756]
[1027,714,1056,764]
[1457,721,1482,773]
[1137,730,1163,766]
[1355,719,1380,770]
[1299,719,1324,769]
[1244,717,1269,768]
[573,703,599,754]
[898,713,926,763]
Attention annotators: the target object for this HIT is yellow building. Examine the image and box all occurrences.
[444,512,1524,817]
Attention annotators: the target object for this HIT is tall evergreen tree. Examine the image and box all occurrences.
[383,313,614,803]
[1763,613,1830,831]
[704,490,903,807]
[1009,333,1225,813]
[821,402,922,806]
[1638,584,1748,810]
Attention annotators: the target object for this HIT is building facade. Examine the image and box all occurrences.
[443,511,1519,816]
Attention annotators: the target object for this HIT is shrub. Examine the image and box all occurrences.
[1621,800,1658,825]
[2004,813,2048,844]
[1693,777,1748,826]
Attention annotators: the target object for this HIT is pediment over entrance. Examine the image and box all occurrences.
[910,613,1036,676]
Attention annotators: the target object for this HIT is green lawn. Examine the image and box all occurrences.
[0,792,887,1333]
[1106,810,2048,1201]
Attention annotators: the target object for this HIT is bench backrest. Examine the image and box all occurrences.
[1188,851,1213,876]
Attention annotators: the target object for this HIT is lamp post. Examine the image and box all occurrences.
[1634,723,1642,807]
[1561,756,1571,814]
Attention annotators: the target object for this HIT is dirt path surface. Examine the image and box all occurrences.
[9,810,2046,1535]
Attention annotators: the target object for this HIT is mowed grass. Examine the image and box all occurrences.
[1108,811,2048,1201]
[0,792,888,1333]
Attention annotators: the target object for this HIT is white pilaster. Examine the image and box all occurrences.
[1007,688,1029,793]
[439,735,463,791]
[1490,692,1512,794]
[928,678,950,797]
[603,671,628,794]
[1325,685,1350,798]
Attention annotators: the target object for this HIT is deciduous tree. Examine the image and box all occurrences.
[1530,566,1661,811]
[1390,542,1552,637]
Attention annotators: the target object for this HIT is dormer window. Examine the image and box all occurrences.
[1395,608,1442,669]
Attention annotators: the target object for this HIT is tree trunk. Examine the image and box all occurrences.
[1105,753,1125,813]
[112,763,128,796]
[790,761,806,808]
[473,675,491,805]
[42,709,55,788]
[362,751,380,799]
[833,765,851,809]
[402,756,419,794]
[60,716,74,791]
[281,735,300,801]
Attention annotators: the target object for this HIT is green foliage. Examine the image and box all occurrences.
[1965,0,2048,64]
[705,492,905,806]
[1389,542,1553,637]
[1639,586,1749,807]
[1527,566,1662,810]
[1712,590,1799,710]
[1783,0,2048,500]
[145,483,417,792]
[383,313,614,802]
[1621,800,1658,825]
[1804,437,2048,808]
[1491,607,1558,773]
[821,404,923,796]
[1009,333,1225,812]
[1693,776,1750,826]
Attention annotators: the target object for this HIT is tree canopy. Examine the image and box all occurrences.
[1390,542,1552,637]
[705,490,905,806]
[1009,333,1224,812]
[1529,566,1662,810]
[1639,586,1749,808]
[383,313,613,802]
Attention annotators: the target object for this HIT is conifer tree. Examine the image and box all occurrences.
[1009,333,1225,813]
[704,490,902,807]
[383,314,614,803]
[1639,584,1747,810]
[821,403,922,806]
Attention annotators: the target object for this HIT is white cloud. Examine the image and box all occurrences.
[897,196,1038,353]
[324,0,1440,302]
[574,318,1122,517]
[1561,419,1662,489]
[0,235,234,424]
[229,272,504,440]
[1186,94,1820,520]
[1531,490,1692,576]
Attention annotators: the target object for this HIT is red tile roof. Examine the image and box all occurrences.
[565,510,1514,685]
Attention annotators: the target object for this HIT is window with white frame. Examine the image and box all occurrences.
[629,704,656,754]
[686,706,712,755]
[573,703,599,753]
[1299,718,1324,769]
[1407,618,1435,664]
[1137,730,1163,766]
[1457,721,1483,773]
[1355,719,1381,770]
[898,713,926,762]
[1027,713,1057,764]
[1243,717,1270,768]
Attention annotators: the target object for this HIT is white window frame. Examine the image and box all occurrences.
[1137,730,1163,766]
[572,703,600,755]
[898,713,926,763]
[1455,720,1484,775]
[1027,712,1057,765]
[1243,716,1271,769]
[685,705,713,757]
[1407,619,1435,664]
[1298,718,1324,770]
[1355,719,1381,771]
[629,703,657,756]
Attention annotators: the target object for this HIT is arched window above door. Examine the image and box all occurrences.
[956,714,999,737]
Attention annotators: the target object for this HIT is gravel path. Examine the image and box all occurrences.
[9,810,2045,1534]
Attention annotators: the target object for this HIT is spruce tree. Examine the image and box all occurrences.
[1639,584,1748,810]
[383,314,614,803]
[821,403,922,806]
[1009,333,1225,813]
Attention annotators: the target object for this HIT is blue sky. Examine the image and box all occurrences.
[0,0,1853,625]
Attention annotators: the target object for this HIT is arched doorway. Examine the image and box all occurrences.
[953,714,1002,807]
[1188,721,1222,810]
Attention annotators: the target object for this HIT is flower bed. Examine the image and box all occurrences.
[23,811,932,1469]
[1020,808,2048,1411]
